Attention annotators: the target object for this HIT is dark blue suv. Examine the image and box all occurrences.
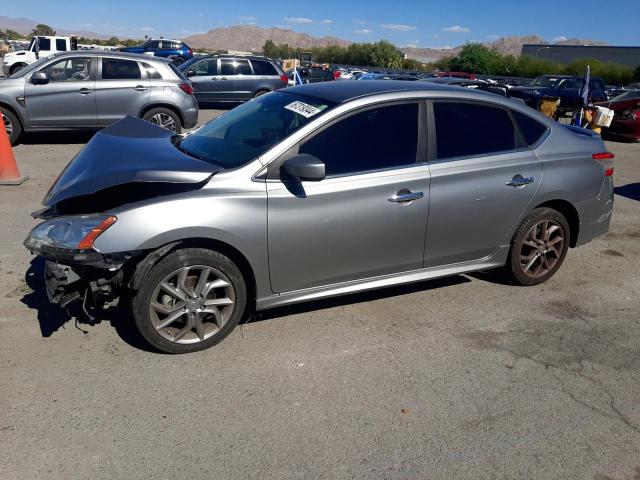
[118,39,193,66]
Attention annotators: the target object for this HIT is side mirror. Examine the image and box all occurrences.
[282,154,325,182]
[31,72,50,85]
[186,69,196,77]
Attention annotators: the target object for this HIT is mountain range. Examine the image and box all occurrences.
[0,15,609,62]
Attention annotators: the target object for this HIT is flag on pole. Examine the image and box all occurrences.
[293,66,304,85]
[575,65,591,127]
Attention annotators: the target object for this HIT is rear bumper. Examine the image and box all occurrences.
[183,105,198,129]
[575,176,614,246]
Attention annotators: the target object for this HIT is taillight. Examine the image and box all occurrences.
[178,83,193,95]
[188,49,193,55]
[333,70,341,79]
[593,151,614,176]
[280,74,288,84]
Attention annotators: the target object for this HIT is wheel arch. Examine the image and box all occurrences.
[0,101,26,126]
[128,237,258,309]
[139,102,184,126]
[532,199,580,247]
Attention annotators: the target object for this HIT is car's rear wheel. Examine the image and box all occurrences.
[0,107,22,146]
[505,208,570,286]
[172,56,186,66]
[132,248,247,353]
[253,89,270,99]
[142,107,182,133]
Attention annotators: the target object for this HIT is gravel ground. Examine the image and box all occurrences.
[1,111,639,480]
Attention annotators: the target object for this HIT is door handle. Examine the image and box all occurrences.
[388,190,424,203]
[505,175,534,188]
[219,77,228,81]
[133,85,148,92]
[78,88,93,95]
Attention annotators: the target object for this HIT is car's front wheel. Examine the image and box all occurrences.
[0,107,22,146]
[504,207,570,286]
[142,107,182,133]
[132,248,247,353]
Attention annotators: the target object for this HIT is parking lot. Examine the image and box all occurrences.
[1,107,640,479]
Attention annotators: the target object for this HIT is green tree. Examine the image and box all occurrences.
[449,43,501,74]
[31,24,56,36]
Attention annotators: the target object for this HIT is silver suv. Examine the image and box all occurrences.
[25,82,614,354]
[0,51,198,145]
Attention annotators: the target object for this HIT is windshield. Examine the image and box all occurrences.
[177,91,336,168]
[8,53,62,78]
[530,76,560,87]
[178,56,201,71]
[610,90,640,102]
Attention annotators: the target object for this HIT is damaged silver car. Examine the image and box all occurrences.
[25,82,614,353]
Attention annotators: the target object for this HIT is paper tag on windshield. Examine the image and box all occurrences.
[284,101,322,118]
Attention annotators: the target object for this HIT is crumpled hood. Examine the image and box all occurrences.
[43,116,221,207]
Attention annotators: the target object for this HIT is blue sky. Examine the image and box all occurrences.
[2,0,639,46]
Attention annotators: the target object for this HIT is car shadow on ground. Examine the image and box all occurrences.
[20,257,156,352]
[20,256,474,352]
[615,183,640,201]
[251,275,471,324]
[19,131,97,145]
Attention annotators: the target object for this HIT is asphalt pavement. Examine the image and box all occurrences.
[1,110,639,479]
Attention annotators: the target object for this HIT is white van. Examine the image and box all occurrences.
[2,36,78,76]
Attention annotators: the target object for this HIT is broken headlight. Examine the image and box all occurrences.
[25,215,117,251]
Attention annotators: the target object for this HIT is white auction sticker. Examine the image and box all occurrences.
[284,101,322,118]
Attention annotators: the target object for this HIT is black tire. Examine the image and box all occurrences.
[253,89,270,98]
[504,207,570,286]
[9,63,26,75]
[0,107,22,146]
[142,107,182,133]
[132,248,247,354]
[172,56,186,66]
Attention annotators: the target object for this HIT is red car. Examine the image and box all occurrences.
[436,71,476,80]
[596,90,640,142]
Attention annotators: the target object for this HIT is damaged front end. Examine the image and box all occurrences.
[24,214,138,309]
[24,116,221,311]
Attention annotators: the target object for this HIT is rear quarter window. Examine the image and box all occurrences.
[251,60,277,76]
[512,110,549,147]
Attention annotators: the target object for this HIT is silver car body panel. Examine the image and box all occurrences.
[57,84,612,310]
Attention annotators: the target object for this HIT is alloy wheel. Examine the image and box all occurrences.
[519,219,565,278]
[149,112,177,131]
[148,265,236,344]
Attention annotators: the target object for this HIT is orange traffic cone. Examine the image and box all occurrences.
[0,118,27,185]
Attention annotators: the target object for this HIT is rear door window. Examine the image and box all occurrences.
[251,60,277,76]
[101,59,142,80]
[298,102,419,176]
[220,58,252,75]
[55,39,66,51]
[433,102,518,160]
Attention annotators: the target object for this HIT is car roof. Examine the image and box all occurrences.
[192,54,273,61]
[284,80,469,103]
[49,50,172,63]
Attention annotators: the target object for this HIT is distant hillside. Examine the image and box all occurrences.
[401,35,611,62]
[184,25,352,52]
[0,15,611,61]
[0,14,106,39]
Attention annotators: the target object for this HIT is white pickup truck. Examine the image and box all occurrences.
[2,36,78,76]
